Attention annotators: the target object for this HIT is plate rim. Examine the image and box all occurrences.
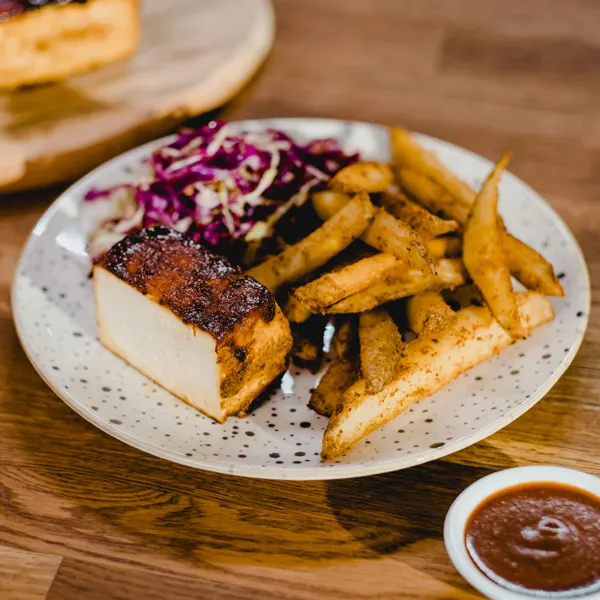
[11,117,591,481]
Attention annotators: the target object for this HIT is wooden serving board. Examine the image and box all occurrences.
[0,0,274,192]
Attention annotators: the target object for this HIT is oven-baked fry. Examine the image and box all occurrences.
[381,190,458,239]
[391,127,564,296]
[406,291,456,335]
[321,292,554,459]
[463,154,522,338]
[330,161,394,194]
[248,193,374,292]
[309,318,358,417]
[326,259,467,314]
[312,191,434,273]
[359,309,404,394]
[426,236,462,259]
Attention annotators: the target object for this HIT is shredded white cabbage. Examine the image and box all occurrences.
[236,148,281,207]
[218,183,236,235]
[205,124,231,156]
[177,135,205,156]
[164,153,205,174]
[114,206,144,234]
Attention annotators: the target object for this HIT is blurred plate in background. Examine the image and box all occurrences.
[0,0,274,193]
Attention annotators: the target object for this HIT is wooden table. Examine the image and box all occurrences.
[2,1,599,598]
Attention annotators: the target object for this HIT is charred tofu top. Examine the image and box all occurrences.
[97,226,278,345]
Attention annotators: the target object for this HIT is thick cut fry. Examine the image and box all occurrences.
[398,169,470,225]
[444,284,485,310]
[434,258,469,287]
[309,360,358,417]
[407,291,457,335]
[331,161,394,194]
[294,253,398,312]
[359,309,404,394]
[248,193,374,292]
[291,331,320,365]
[426,236,462,259]
[309,318,358,417]
[401,170,562,296]
[326,258,467,313]
[391,126,476,212]
[322,292,555,459]
[327,276,434,314]
[362,210,433,272]
[463,154,522,338]
[503,233,564,296]
[311,190,352,217]
[285,293,313,323]
[291,318,326,369]
[312,191,434,274]
[381,191,458,238]
[392,130,564,296]
[330,317,357,359]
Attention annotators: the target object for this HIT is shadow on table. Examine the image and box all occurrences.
[3,324,581,580]
[326,459,493,556]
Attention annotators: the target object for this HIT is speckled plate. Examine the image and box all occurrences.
[12,118,590,480]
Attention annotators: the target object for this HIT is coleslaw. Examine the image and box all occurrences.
[85,120,358,261]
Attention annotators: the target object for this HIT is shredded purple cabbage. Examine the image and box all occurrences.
[85,121,358,256]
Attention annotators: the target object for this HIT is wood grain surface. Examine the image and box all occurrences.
[1,1,600,598]
[0,0,274,192]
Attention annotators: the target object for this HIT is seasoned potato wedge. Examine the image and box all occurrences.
[248,193,374,292]
[359,309,404,394]
[391,126,475,210]
[285,293,313,323]
[309,318,358,417]
[398,169,470,225]
[463,154,522,338]
[426,236,462,259]
[361,209,434,273]
[503,232,564,296]
[392,129,564,296]
[330,161,394,194]
[381,190,458,238]
[313,191,434,274]
[326,259,467,313]
[294,253,399,313]
[321,292,554,459]
[311,190,352,218]
[406,291,457,335]
[309,359,358,417]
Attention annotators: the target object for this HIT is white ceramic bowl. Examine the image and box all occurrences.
[444,465,600,600]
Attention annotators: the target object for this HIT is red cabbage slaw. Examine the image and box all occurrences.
[85,121,358,260]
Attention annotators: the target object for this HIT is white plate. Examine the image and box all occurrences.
[12,118,590,480]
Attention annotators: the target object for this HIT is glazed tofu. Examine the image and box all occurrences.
[93,227,292,422]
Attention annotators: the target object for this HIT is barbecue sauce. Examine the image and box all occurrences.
[466,482,600,595]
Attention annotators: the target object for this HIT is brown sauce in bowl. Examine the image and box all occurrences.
[466,482,600,596]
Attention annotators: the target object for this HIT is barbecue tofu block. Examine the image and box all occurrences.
[0,0,139,90]
[93,227,292,422]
